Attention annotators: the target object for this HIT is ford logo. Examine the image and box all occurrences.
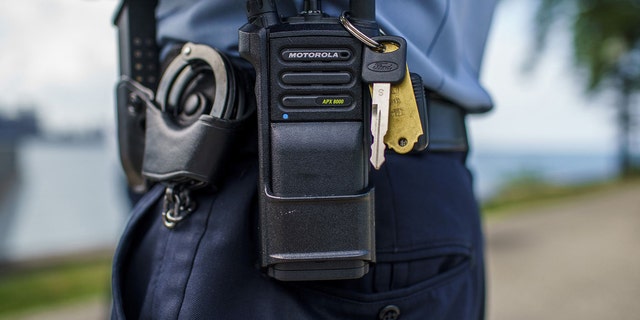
[367,61,399,72]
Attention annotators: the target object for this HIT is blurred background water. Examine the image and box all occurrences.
[0,137,127,262]
[469,150,618,200]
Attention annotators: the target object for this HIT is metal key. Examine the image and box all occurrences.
[362,36,407,169]
[370,82,390,169]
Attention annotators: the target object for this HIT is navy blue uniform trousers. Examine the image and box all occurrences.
[111,148,485,319]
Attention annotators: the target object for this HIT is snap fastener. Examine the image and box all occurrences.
[378,305,401,320]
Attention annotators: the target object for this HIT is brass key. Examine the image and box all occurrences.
[385,66,424,154]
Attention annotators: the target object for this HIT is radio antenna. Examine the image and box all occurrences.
[246,0,280,27]
[349,0,375,21]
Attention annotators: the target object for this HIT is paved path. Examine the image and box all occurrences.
[485,182,640,320]
[16,182,640,319]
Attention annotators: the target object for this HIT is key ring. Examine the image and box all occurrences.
[339,12,385,52]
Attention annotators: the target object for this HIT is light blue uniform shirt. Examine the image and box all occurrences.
[157,0,496,113]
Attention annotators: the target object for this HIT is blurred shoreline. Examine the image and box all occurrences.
[0,246,114,275]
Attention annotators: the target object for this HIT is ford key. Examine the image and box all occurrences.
[362,35,407,169]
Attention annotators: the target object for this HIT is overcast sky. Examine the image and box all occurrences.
[0,0,617,154]
[0,0,118,131]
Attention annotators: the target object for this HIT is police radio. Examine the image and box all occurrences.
[239,0,377,281]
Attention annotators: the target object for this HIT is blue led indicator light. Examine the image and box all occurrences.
[283,114,289,120]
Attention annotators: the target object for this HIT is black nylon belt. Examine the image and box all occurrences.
[425,95,469,152]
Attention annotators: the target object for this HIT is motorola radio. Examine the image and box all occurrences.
[239,0,378,281]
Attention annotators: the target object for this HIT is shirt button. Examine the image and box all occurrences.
[378,305,401,320]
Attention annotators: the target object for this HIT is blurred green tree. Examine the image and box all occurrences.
[533,0,640,176]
